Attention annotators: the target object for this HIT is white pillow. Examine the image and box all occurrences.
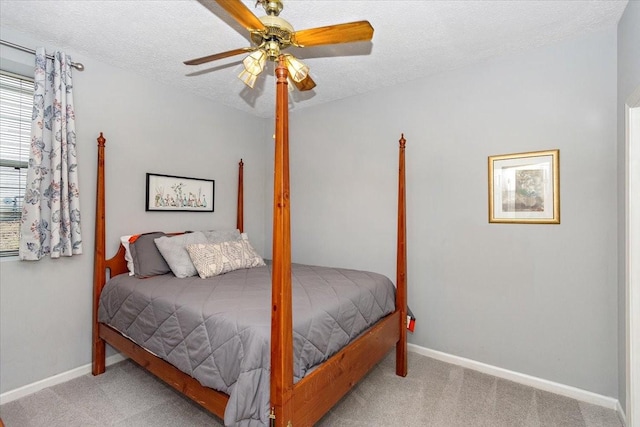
[120,235,134,276]
[186,239,266,279]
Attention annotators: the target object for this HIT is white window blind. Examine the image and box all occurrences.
[0,71,33,256]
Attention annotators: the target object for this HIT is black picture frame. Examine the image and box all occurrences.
[145,173,214,212]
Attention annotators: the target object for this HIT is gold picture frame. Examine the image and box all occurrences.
[488,149,560,224]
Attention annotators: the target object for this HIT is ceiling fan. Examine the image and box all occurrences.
[184,0,374,91]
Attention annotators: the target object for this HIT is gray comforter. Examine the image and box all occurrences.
[98,262,396,426]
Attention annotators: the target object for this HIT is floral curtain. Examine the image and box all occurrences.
[19,48,82,260]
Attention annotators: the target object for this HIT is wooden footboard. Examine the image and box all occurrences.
[92,58,407,427]
[292,310,401,425]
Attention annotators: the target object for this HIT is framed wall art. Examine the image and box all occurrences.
[146,173,214,212]
[488,149,560,224]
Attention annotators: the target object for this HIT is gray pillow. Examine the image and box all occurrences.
[129,232,170,278]
[154,232,207,278]
[203,229,241,244]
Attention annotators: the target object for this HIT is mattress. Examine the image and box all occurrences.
[98,262,396,426]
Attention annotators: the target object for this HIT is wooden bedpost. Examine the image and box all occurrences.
[237,159,244,233]
[92,132,107,376]
[396,134,408,377]
[270,56,294,427]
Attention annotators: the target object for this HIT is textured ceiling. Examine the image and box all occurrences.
[0,0,628,118]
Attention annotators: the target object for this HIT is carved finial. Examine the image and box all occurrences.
[97,132,106,147]
[239,159,244,166]
[399,133,406,148]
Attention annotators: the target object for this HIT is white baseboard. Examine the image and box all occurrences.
[408,343,621,411]
[0,345,625,419]
[0,354,127,405]
[616,400,628,427]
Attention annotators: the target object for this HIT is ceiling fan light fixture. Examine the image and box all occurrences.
[238,68,259,88]
[264,40,281,61]
[242,49,267,75]
[286,77,295,92]
[183,0,375,95]
[284,54,308,83]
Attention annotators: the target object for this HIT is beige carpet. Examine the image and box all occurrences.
[0,351,623,426]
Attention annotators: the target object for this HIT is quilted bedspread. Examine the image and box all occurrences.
[98,262,396,426]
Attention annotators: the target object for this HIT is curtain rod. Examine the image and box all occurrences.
[0,39,85,71]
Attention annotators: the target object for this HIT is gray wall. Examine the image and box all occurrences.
[282,28,619,398]
[617,0,640,412]
[0,20,626,403]
[0,27,269,394]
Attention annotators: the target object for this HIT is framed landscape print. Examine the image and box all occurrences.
[488,149,560,224]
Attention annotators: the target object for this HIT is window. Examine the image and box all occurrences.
[0,71,33,257]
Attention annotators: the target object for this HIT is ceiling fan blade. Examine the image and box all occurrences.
[214,0,266,32]
[293,74,316,91]
[184,47,253,65]
[294,21,374,47]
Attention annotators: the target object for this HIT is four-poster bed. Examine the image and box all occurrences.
[92,57,408,426]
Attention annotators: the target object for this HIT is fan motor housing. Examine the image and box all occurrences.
[251,15,294,57]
